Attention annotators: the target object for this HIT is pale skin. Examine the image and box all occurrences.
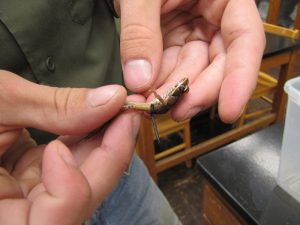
[116,0,265,123]
[0,71,142,225]
[0,0,265,224]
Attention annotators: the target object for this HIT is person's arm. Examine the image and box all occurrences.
[0,70,142,224]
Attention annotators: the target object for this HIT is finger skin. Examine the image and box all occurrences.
[119,0,264,123]
[0,70,127,135]
[80,109,141,215]
[149,41,209,102]
[0,141,91,225]
[119,0,163,92]
[165,0,264,123]
[0,167,23,200]
[170,31,226,121]
[29,141,91,225]
[0,129,21,156]
[171,52,226,121]
[0,199,30,225]
[218,0,265,123]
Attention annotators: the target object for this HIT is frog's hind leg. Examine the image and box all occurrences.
[150,88,166,105]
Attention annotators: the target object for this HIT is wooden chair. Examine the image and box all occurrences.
[136,115,191,181]
[264,23,300,38]
[154,114,191,162]
[238,0,300,126]
[266,0,300,30]
[238,72,278,126]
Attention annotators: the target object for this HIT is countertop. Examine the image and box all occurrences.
[197,123,300,225]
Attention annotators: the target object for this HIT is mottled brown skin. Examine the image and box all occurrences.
[121,78,189,143]
[123,77,189,114]
[150,78,189,114]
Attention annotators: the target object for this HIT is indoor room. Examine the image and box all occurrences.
[0,0,300,225]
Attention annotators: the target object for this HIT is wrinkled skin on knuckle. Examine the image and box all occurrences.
[51,87,86,134]
[196,0,228,26]
[120,24,159,60]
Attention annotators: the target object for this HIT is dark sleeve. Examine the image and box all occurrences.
[104,0,119,17]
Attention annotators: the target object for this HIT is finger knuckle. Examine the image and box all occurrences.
[120,23,156,57]
[53,87,74,125]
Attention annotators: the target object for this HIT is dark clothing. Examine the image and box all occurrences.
[0,0,122,143]
[0,0,122,88]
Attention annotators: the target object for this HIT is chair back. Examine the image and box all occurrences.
[266,0,300,29]
[258,0,300,39]
[263,23,299,39]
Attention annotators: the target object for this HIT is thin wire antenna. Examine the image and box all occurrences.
[150,114,160,144]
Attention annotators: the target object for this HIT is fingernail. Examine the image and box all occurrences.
[132,114,141,137]
[124,59,152,88]
[57,142,78,167]
[87,85,120,107]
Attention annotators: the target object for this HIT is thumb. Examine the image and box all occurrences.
[0,70,127,135]
[29,140,90,225]
[118,0,163,92]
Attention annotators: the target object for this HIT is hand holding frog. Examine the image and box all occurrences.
[116,0,265,123]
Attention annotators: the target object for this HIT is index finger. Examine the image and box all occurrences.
[78,95,144,216]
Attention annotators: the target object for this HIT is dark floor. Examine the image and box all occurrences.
[157,112,231,225]
[158,162,203,225]
[156,53,300,225]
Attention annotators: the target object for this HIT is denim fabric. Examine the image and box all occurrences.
[84,154,182,225]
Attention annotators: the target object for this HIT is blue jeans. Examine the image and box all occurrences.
[85,154,182,225]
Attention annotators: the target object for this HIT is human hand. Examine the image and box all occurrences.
[115,0,265,123]
[0,70,141,225]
